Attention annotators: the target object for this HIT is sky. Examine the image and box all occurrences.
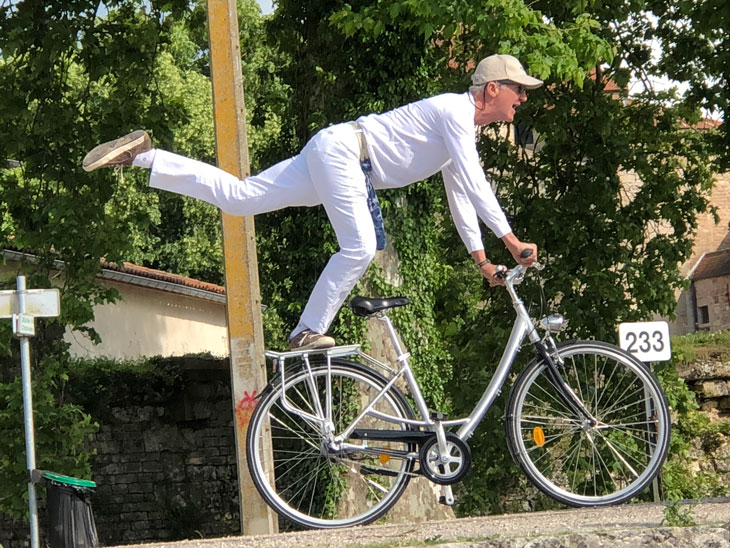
[257,0,273,15]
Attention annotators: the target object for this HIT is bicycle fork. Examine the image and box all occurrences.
[535,338,596,424]
[505,274,596,424]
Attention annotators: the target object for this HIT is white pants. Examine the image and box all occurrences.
[149,123,377,337]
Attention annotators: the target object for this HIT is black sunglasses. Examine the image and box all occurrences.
[498,81,527,95]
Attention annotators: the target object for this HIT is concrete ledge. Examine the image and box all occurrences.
[108,499,730,548]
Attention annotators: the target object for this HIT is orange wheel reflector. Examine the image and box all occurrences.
[533,426,545,447]
[379,444,391,465]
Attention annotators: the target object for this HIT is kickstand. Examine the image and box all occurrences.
[438,484,454,506]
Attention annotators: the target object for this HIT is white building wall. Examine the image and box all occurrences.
[65,280,229,360]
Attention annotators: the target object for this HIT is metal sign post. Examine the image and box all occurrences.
[618,320,671,503]
[0,277,61,548]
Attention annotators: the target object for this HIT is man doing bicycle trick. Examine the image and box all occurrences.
[83,54,540,350]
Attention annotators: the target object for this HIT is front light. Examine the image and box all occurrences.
[540,314,567,333]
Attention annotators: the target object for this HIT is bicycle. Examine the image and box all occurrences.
[245,258,671,529]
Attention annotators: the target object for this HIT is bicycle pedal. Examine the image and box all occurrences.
[430,411,449,421]
[438,495,455,506]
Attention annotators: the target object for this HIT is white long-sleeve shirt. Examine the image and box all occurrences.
[356,92,512,252]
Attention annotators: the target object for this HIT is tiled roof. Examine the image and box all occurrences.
[3,249,226,303]
[102,261,225,295]
[691,249,730,281]
[680,118,723,130]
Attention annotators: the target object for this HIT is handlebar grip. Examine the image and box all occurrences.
[520,248,533,259]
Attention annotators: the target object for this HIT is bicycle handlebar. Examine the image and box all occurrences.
[495,249,542,284]
[507,255,543,287]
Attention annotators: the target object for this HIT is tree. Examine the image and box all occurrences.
[648,0,729,170]
[0,0,717,524]
[0,0,223,517]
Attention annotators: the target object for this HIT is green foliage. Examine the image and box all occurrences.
[0,338,97,518]
[0,0,289,519]
[331,0,614,89]
[662,497,697,528]
[670,330,730,365]
[653,336,730,503]
[647,0,729,170]
[0,0,230,519]
[64,355,186,421]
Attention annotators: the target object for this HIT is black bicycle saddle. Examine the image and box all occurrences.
[349,296,410,317]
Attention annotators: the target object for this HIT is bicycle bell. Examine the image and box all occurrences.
[540,314,567,333]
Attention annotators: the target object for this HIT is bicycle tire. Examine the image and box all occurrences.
[505,340,670,507]
[246,359,416,529]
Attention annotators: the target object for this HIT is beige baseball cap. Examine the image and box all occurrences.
[471,54,543,89]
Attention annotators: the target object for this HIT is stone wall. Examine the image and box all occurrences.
[677,357,730,482]
[89,365,240,544]
[687,173,730,274]
[694,275,730,333]
[0,358,241,548]
[677,358,730,415]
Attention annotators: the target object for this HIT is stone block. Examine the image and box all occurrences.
[699,381,729,398]
[143,424,185,452]
[191,447,220,457]
[112,406,155,423]
[111,484,129,495]
[714,446,730,473]
[121,462,142,474]
[119,438,145,453]
[128,483,154,495]
[676,359,730,381]
[96,440,120,454]
[142,461,163,473]
[701,400,719,411]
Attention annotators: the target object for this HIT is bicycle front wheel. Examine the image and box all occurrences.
[246,359,416,529]
[506,340,670,507]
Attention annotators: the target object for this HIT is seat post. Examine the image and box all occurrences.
[378,313,407,360]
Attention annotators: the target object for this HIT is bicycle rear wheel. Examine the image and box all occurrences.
[506,340,670,507]
[246,359,416,529]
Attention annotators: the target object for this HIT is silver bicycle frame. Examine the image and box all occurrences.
[265,264,544,445]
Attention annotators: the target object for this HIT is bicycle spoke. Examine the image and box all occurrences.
[530,379,577,418]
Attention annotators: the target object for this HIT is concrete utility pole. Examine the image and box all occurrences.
[206,0,277,535]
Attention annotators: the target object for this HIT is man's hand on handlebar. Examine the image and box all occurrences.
[481,263,509,287]
[473,235,539,286]
[512,243,538,267]
[500,233,538,268]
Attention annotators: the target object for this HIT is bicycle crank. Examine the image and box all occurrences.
[419,432,472,485]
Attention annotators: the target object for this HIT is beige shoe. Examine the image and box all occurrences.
[289,329,336,351]
[82,130,152,172]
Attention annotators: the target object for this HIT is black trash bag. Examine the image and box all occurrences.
[44,473,98,548]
